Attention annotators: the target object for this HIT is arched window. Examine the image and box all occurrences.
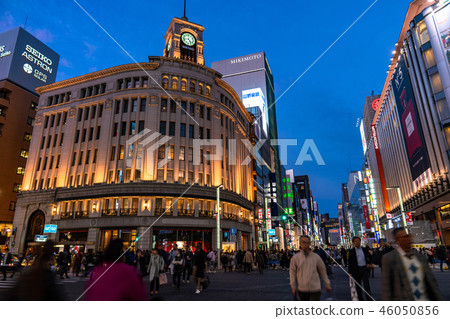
[172,77,178,90]
[181,79,187,91]
[190,81,196,93]
[162,77,169,89]
[206,85,211,97]
[25,210,45,243]
[198,83,203,95]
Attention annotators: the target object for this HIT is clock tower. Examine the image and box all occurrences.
[163,17,205,65]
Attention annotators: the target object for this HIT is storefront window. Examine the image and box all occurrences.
[430,72,443,93]
[423,48,436,69]
[417,21,430,45]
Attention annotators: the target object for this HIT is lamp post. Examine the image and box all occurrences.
[386,186,408,233]
[216,184,223,269]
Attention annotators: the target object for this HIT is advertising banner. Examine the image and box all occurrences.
[435,3,450,68]
[258,208,263,220]
[405,212,414,226]
[363,205,371,230]
[392,56,431,188]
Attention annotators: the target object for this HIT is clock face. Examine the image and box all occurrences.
[181,33,196,46]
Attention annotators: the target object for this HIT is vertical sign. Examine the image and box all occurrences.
[371,124,391,217]
[267,208,271,219]
[258,208,263,220]
[392,55,431,190]
[406,212,414,226]
[363,205,371,230]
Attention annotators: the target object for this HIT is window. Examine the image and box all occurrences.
[98,103,103,117]
[123,99,129,113]
[189,125,194,138]
[167,170,174,183]
[425,49,437,69]
[119,145,124,160]
[27,117,34,126]
[113,123,119,137]
[93,149,98,163]
[178,170,185,182]
[115,100,120,114]
[188,171,194,184]
[160,121,166,135]
[56,155,61,168]
[20,150,28,158]
[179,146,185,161]
[110,146,116,161]
[140,98,146,112]
[207,107,211,120]
[60,133,64,146]
[13,183,22,192]
[168,145,174,160]
[157,169,164,182]
[206,174,211,186]
[134,77,140,88]
[50,114,55,127]
[137,144,143,159]
[188,147,193,162]
[138,121,145,133]
[53,134,58,147]
[190,81,195,93]
[206,86,211,97]
[180,123,186,137]
[63,112,67,124]
[162,77,169,89]
[198,172,203,185]
[126,78,132,88]
[91,105,97,119]
[118,79,124,89]
[96,126,101,139]
[44,116,49,128]
[170,99,176,113]
[9,201,16,211]
[82,129,87,142]
[142,77,148,88]
[74,130,80,143]
[169,122,175,136]
[198,84,203,95]
[199,127,203,139]
[37,158,42,171]
[56,113,61,126]
[121,122,127,136]
[31,101,38,110]
[158,146,165,159]
[206,151,210,165]
[199,105,204,118]
[430,73,443,93]
[89,127,94,141]
[221,113,223,126]
[207,128,210,139]
[24,133,32,142]
[71,152,77,166]
[200,149,204,164]
[130,121,136,135]
[132,99,138,112]
[78,108,83,121]
[161,98,168,112]
[172,77,178,89]
[85,150,91,164]
[417,21,430,46]
[84,107,90,120]
[78,151,84,165]
[181,79,187,91]
[17,166,25,175]
[49,156,54,169]
[181,101,187,113]
[40,136,46,149]
[190,103,195,116]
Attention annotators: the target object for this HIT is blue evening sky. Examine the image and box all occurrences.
[1,0,412,217]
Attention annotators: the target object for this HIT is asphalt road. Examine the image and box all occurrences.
[1,265,449,301]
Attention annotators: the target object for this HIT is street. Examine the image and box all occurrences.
[1,265,449,301]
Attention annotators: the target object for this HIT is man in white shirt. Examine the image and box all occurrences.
[348,236,372,300]
[381,227,442,301]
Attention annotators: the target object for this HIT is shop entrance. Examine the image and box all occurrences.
[153,228,212,252]
[101,229,136,251]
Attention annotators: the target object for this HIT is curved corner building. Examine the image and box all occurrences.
[12,17,255,254]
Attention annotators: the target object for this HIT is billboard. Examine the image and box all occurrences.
[242,88,268,136]
[392,56,431,190]
[0,27,59,94]
[435,3,450,69]
[360,121,367,154]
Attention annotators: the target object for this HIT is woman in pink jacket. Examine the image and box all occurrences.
[84,239,147,301]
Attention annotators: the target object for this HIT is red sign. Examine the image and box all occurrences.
[386,213,392,219]
[363,205,371,230]
[258,208,263,220]
[267,208,271,219]
[372,98,380,111]
[406,212,413,225]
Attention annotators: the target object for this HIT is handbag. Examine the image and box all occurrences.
[159,272,168,285]
[349,277,359,301]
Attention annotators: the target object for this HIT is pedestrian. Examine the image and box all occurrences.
[243,249,253,274]
[1,248,13,280]
[56,251,69,279]
[221,252,229,272]
[367,248,375,278]
[348,236,372,301]
[84,239,147,301]
[289,235,331,301]
[381,227,443,301]
[172,249,184,290]
[207,249,216,273]
[435,245,449,272]
[83,250,95,277]
[340,247,348,268]
[134,249,147,277]
[256,251,266,275]
[147,248,164,296]
[8,241,64,301]
[193,242,207,294]
[168,244,178,286]
[182,247,193,283]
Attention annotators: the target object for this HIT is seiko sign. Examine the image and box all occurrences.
[230,53,262,64]
[0,45,11,58]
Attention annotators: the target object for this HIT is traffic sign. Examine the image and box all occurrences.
[35,235,48,242]
[268,229,276,236]
[44,224,58,233]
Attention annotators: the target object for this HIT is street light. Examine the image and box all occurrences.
[216,184,223,269]
[386,186,408,233]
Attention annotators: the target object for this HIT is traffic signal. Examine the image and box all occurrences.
[281,215,287,221]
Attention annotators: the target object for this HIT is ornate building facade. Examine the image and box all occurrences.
[11,17,255,254]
